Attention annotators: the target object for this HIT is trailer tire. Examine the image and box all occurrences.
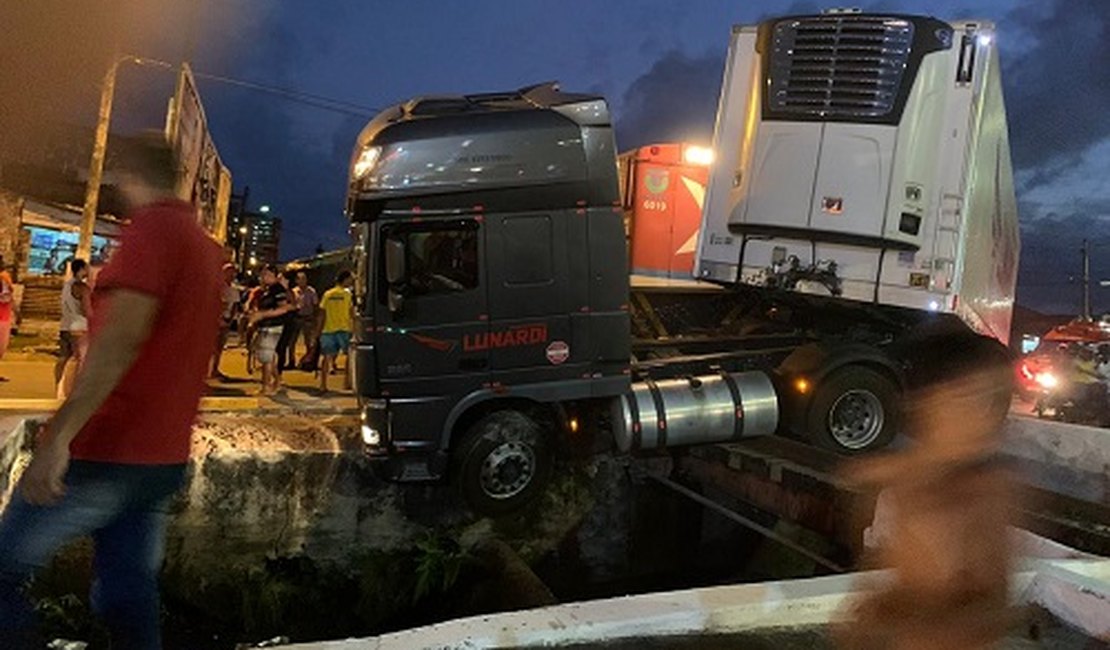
[806,366,899,454]
[453,410,552,516]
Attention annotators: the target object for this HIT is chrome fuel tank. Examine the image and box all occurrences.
[612,372,778,452]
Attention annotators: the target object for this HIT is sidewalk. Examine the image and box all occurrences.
[0,324,357,414]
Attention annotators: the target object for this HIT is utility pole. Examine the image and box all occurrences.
[1081,238,1091,321]
[78,58,121,262]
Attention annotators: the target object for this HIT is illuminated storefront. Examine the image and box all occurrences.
[24,226,113,276]
[19,200,120,277]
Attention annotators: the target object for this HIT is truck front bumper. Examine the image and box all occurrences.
[360,400,448,482]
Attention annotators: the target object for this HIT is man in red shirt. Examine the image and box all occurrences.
[0,136,223,648]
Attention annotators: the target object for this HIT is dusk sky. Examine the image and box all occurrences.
[2,1,1108,314]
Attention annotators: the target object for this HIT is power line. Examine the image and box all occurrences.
[123,55,382,117]
[192,70,381,117]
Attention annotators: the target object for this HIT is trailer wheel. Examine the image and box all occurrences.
[806,366,899,454]
[453,410,552,516]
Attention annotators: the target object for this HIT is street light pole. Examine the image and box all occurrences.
[1081,239,1091,321]
[77,57,121,262]
[238,225,248,274]
[78,55,176,262]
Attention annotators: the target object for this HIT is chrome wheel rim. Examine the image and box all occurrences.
[828,389,884,450]
[479,441,535,500]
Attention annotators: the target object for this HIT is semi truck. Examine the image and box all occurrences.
[344,10,1019,513]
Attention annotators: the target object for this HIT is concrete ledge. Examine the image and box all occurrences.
[289,558,1110,649]
[1019,559,1110,640]
[0,415,32,513]
[290,572,865,649]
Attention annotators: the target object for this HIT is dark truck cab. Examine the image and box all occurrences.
[347,84,633,509]
[346,10,1022,516]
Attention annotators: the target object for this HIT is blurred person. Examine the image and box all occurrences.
[0,254,14,381]
[210,263,240,381]
[293,270,319,368]
[1069,345,1104,406]
[249,264,292,395]
[0,135,223,649]
[55,258,93,398]
[318,270,354,393]
[242,277,264,374]
[275,270,300,373]
[834,328,1016,650]
[1097,344,1110,380]
[1096,344,1110,408]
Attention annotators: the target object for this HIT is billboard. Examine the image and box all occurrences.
[167,63,231,243]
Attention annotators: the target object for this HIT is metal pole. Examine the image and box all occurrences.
[78,58,120,261]
[1082,239,1091,320]
[644,472,846,572]
[239,225,248,275]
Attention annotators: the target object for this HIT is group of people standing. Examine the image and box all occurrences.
[212,264,354,395]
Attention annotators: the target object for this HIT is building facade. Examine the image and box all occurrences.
[244,212,282,268]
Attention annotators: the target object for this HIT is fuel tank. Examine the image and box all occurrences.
[612,371,779,452]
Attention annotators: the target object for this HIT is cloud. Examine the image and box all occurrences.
[1001,0,1110,182]
[610,0,835,150]
[613,50,725,150]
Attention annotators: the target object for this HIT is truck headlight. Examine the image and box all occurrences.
[361,399,388,448]
[361,424,381,446]
[352,145,382,180]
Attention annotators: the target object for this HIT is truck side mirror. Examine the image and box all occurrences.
[385,237,406,285]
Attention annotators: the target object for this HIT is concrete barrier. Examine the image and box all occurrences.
[1002,415,1110,505]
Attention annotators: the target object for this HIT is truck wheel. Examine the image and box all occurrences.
[806,366,899,454]
[453,410,552,516]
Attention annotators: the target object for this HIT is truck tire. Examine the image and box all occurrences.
[453,410,552,516]
[805,366,899,454]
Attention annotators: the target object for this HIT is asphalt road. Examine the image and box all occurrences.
[0,336,353,404]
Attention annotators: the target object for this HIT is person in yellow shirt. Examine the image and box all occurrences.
[318,270,354,393]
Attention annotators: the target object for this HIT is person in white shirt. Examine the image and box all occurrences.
[293,271,319,366]
[55,259,92,397]
[210,264,241,380]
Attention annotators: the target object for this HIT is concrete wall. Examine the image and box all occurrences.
[0,411,611,641]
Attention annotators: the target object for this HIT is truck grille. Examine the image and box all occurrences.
[767,15,915,119]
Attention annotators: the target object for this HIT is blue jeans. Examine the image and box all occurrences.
[0,460,186,650]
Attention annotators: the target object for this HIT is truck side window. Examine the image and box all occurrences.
[390,223,479,298]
